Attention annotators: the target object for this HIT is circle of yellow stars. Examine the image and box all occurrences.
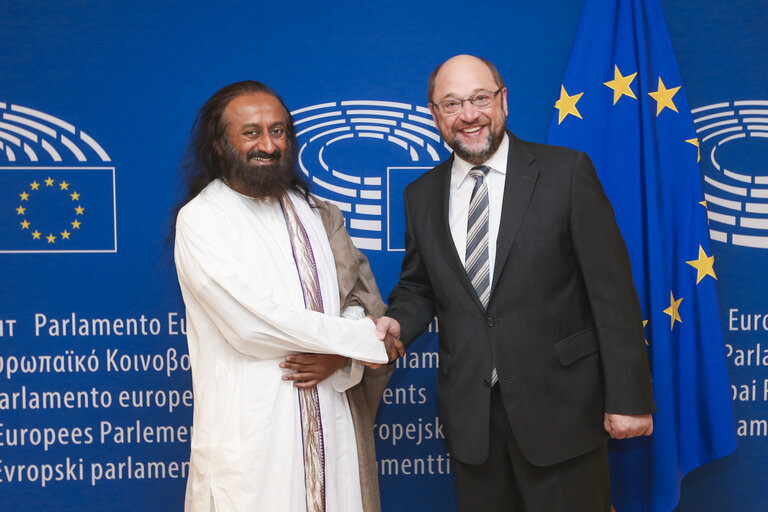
[553,64,716,343]
[16,177,85,244]
[554,66,701,164]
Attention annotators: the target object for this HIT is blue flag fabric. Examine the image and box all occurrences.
[546,0,737,510]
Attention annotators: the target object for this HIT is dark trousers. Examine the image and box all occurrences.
[452,386,610,512]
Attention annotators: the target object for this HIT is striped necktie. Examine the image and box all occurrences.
[279,195,326,512]
[466,165,491,308]
[466,165,498,386]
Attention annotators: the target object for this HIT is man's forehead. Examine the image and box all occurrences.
[225,92,287,123]
[433,57,496,99]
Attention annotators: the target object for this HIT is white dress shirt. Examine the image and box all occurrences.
[448,133,510,282]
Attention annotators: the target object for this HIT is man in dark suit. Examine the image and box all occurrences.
[376,55,656,511]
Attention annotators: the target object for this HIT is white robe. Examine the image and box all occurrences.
[174,180,388,512]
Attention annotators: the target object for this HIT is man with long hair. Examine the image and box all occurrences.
[174,81,401,512]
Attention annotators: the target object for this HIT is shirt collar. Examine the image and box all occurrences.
[451,132,510,189]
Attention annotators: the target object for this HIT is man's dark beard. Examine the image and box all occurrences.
[221,137,297,200]
[451,125,505,165]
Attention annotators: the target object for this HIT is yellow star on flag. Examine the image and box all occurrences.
[46,233,56,244]
[648,77,680,116]
[20,191,30,201]
[71,220,81,229]
[61,230,71,240]
[604,65,637,105]
[30,181,40,190]
[70,191,80,201]
[16,205,26,215]
[663,291,683,330]
[555,85,583,124]
[32,230,42,240]
[686,245,716,284]
[45,177,54,187]
[75,205,85,215]
[686,138,700,162]
[700,200,710,224]
[59,180,70,190]
[21,219,30,229]
[643,319,649,346]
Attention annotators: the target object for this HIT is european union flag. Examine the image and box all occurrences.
[0,167,116,253]
[546,0,737,510]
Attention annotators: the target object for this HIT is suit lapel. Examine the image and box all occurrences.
[491,133,539,295]
[433,157,488,312]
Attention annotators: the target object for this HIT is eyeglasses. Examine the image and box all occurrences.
[431,87,503,115]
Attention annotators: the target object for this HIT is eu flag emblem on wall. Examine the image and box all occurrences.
[0,168,116,253]
[546,0,737,511]
[0,102,117,253]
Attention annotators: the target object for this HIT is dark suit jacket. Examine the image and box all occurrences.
[386,132,655,467]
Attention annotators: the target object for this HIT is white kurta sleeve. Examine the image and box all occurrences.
[174,200,388,364]
[328,305,367,392]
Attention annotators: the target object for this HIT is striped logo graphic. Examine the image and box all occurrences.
[0,102,117,253]
[694,100,768,249]
[292,100,450,251]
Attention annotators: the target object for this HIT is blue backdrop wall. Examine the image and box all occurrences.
[1,1,765,510]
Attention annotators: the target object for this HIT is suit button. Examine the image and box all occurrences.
[487,317,495,327]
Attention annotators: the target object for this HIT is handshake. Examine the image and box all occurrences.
[281,315,405,387]
[368,315,405,365]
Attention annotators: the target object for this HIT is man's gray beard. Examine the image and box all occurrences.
[451,127,504,165]
[221,139,296,201]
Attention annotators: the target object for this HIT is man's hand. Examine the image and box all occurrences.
[365,315,404,366]
[375,316,402,342]
[280,354,347,388]
[382,332,405,363]
[604,413,654,439]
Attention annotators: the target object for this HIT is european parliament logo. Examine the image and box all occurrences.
[0,102,116,253]
[694,100,768,249]
[291,100,450,251]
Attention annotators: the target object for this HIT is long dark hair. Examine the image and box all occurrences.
[171,81,310,231]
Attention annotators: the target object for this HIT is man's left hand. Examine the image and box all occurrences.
[604,413,654,439]
[280,354,347,388]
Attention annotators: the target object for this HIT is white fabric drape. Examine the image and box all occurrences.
[175,180,388,512]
